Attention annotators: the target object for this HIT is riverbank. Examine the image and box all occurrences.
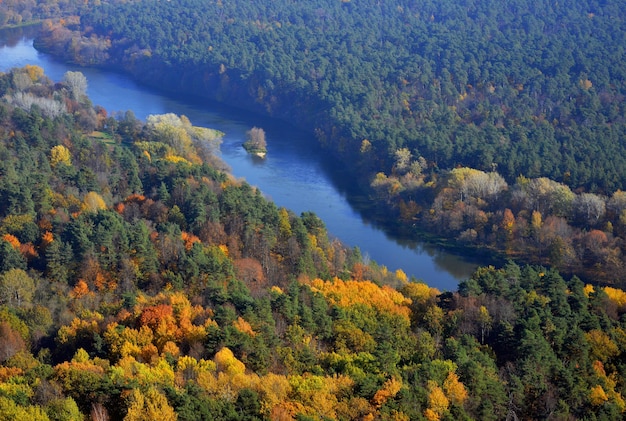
[32,29,620,288]
[31,26,567,287]
[1,27,481,289]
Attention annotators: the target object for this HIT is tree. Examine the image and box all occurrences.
[530,210,543,240]
[608,190,626,219]
[124,388,177,421]
[145,114,202,164]
[0,322,26,362]
[572,193,606,226]
[371,377,402,407]
[214,347,245,376]
[585,330,619,363]
[234,258,265,298]
[45,240,74,284]
[443,372,468,405]
[63,71,88,101]
[45,398,83,421]
[83,192,107,212]
[425,380,449,420]
[24,65,44,83]
[0,240,26,272]
[0,268,35,307]
[501,208,515,242]
[516,177,575,217]
[0,396,50,421]
[394,148,412,174]
[590,385,609,406]
[50,145,72,168]
[243,127,267,154]
[478,305,492,344]
[447,168,507,203]
[91,403,110,421]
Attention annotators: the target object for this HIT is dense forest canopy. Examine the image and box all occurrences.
[0,0,88,26]
[4,3,626,417]
[34,0,626,192]
[27,0,626,284]
[1,65,626,420]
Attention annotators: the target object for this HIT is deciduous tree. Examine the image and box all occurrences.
[0,268,35,307]
[63,71,87,101]
[124,387,177,421]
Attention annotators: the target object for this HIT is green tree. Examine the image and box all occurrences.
[0,268,35,308]
[0,240,26,272]
[0,397,49,421]
[45,240,74,284]
[46,397,83,421]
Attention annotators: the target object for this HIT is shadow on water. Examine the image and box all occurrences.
[0,25,35,46]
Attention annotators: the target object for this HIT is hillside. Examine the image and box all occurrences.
[1,65,626,420]
[33,0,626,192]
[26,0,626,285]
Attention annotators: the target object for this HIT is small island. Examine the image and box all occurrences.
[243,126,267,157]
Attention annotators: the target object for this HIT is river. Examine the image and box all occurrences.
[0,26,479,291]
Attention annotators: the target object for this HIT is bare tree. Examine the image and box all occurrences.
[515,177,574,217]
[448,168,507,203]
[12,71,32,91]
[63,71,88,100]
[573,192,606,226]
[5,92,66,118]
[244,127,267,153]
[91,403,109,421]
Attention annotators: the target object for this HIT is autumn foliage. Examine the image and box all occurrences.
[0,64,625,420]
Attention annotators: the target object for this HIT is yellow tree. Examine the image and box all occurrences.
[442,372,468,405]
[0,396,50,421]
[278,208,292,238]
[214,347,245,376]
[146,114,201,164]
[50,145,72,168]
[256,373,291,416]
[586,330,619,363]
[478,305,492,344]
[590,385,609,406]
[24,65,44,82]
[604,286,626,312]
[425,380,449,420]
[530,210,542,240]
[124,387,177,421]
[233,316,256,337]
[395,269,408,284]
[83,192,107,212]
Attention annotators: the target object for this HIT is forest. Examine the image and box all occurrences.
[30,0,626,191]
[24,0,626,284]
[0,0,88,27]
[1,64,626,421]
[2,1,626,419]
